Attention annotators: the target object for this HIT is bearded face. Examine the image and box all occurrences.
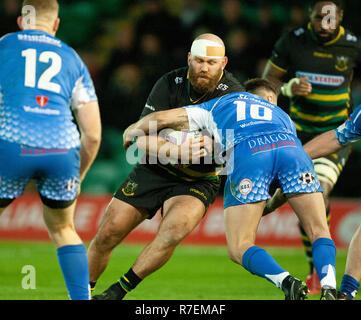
[188,55,226,94]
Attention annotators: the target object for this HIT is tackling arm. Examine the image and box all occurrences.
[123,108,189,149]
[303,130,342,159]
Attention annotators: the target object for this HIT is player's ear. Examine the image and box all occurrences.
[53,18,60,34]
[268,93,278,105]
[222,56,228,69]
[187,52,192,66]
[17,16,24,30]
[338,9,344,23]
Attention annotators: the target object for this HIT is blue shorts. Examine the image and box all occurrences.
[224,133,322,209]
[0,139,80,208]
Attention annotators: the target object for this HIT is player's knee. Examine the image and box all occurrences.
[157,223,189,248]
[46,221,81,247]
[47,220,76,235]
[157,232,183,248]
[93,213,130,250]
[227,242,250,265]
[227,246,243,264]
[92,222,125,251]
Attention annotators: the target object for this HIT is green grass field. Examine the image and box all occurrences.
[0,240,358,300]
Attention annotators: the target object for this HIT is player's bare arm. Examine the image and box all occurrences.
[303,130,342,160]
[123,108,189,149]
[73,100,102,183]
[262,61,286,89]
[136,134,209,163]
[263,62,312,97]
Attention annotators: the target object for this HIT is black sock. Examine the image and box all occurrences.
[118,268,143,295]
[90,281,97,292]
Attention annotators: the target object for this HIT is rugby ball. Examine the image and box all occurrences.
[160,128,202,145]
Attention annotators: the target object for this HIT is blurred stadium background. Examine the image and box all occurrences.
[1,0,361,300]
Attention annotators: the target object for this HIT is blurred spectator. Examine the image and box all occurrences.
[196,0,251,38]
[251,4,283,60]
[136,33,170,91]
[134,0,186,55]
[56,1,99,49]
[102,64,148,131]
[225,28,254,83]
[179,0,203,32]
[0,0,21,36]
[99,20,138,94]
[286,5,308,30]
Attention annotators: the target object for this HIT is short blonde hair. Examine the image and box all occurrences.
[22,0,59,24]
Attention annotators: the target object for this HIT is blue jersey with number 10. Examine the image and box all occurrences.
[184,92,297,152]
[185,92,320,207]
[0,29,97,149]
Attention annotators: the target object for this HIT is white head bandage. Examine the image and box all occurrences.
[190,39,225,58]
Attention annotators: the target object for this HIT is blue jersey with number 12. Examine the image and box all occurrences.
[0,29,97,149]
[184,92,297,152]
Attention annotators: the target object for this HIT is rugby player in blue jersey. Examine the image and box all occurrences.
[303,105,361,300]
[124,78,337,300]
[0,0,101,299]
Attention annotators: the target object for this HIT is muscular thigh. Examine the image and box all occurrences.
[163,178,220,213]
[96,197,149,239]
[158,195,206,242]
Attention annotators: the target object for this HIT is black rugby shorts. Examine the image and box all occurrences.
[114,164,220,219]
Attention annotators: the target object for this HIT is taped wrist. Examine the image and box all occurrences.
[280,78,300,97]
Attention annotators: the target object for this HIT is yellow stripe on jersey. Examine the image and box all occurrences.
[307,23,345,46]
[290,106,348,122]
[323,26,345,46]
[157,165,195,182]
[306,92,350,103]
[180,166,221,178]
[268,60,287,73]
[294,122,302,131]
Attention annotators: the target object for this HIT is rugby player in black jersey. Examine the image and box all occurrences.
[89,33,244,300]
[263,0,361,293]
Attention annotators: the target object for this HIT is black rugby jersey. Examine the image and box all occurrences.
[139,66,243,181]
[269,24,361,134]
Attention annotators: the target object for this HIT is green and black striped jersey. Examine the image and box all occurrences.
[139,67,243,181]
[269,24,361,135]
